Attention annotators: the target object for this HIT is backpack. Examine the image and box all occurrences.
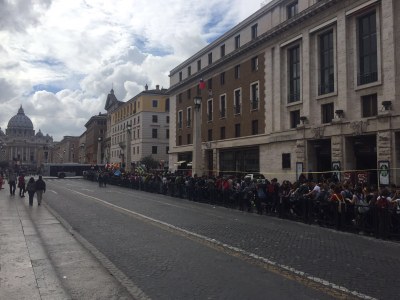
[376,197,389,209]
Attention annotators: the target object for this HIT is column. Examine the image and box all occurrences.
[192,97,203,176]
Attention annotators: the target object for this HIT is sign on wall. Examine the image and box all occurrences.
[378,160,390,186]
[332,161,341,182]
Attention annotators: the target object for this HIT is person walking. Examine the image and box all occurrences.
[8,171,16,196]
[35,176,46,205]
[18,173,26,197]
[26,177,36,206]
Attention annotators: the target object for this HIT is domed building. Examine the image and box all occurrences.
[0,106,53,170]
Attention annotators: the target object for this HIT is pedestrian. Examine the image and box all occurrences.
[35,175,46,205]
[26,177,36,206]
[8,171,16,196]
[18,173,26,197]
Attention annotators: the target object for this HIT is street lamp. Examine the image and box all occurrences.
[192,96,202,176]
[97,137,102,165]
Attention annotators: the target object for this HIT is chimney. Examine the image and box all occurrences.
[156,85,160,90]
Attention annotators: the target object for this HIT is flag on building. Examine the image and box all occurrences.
[199,79,206,90]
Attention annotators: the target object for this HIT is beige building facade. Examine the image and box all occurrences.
[109,85,170,170]
[169,0,400,185]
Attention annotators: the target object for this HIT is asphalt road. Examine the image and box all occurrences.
[43,179,400,300]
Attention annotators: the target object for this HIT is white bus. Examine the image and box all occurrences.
[41,163,95,178]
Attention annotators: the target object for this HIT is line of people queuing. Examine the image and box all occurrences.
[88,169,400,237]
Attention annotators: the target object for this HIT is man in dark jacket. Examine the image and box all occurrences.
[35,176,46,205]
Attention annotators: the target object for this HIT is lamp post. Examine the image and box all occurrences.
[97,137,102,165]
[192,96,203,176]
[126,123,132,172]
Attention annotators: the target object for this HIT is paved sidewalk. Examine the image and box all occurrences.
[0,188,133,300]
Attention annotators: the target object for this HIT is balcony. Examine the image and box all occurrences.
[318,83,334,95]
[288,92,300,103]
[250,99,259,110]
[234,104,241,115]
[357,72,378,86]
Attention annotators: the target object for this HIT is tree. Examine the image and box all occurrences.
[140,155,158,171]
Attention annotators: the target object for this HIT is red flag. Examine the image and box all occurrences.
[199,79,206,90]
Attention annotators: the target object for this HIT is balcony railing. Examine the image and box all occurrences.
[318,83,334,95]
[288,92,300,103]
[207,113,213,122]
[220,109,226,118]
[250,99,259,110]
[178,122,182,129]
[187,119,191,127]
[234,104,241,115]
[357,72,378,86]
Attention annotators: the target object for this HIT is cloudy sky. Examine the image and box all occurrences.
[0,0,270,141]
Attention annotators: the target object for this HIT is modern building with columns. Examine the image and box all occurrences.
[168,0,400,185]
[0,106,54,169]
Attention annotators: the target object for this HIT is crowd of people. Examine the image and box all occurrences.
[85,168,400,239]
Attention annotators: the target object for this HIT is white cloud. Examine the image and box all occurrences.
[0,0,270,140]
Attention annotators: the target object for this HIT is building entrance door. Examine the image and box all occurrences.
[308,139,331,181]
[354,135,377,184]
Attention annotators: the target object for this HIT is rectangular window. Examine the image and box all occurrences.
[137,146,139,154]
[251,82,259,110]
[166,146,169,154]
[207,99,213,121]
[208,129,213,141]
[287,1,298,19]
[251,120,258,135]
[187,66,191,76]
[235,35,240,49]
[220,95,226,118]
[220,127,226,139]
[290,110,300,128]
[282,153,291,169]
[178,111,183,129]
[220,44,225,57]
[288,45,301,103]
[152,128,158,138]
[362,94,377,117]
[251,24,258,40]
[178,136,182,146]
[208,52,213,65]
[152,100,158,107]
[220,72,225,85]
[319,30,334,95]
[234,89,241,114]
[187,107,192,127]
[166,116,170,123]
[235,124,241,137]
[166,129,169,139]
[208,78,212,89]
[322,103,334,124]
[197,59,201,71]
[152,146,157,154]
[187,89,191,100]
[152,115,158,123]
[178,93,182,103]
[358,11,378,85]
[234,65,240,79]
[165,98,170,112]
[251,56,259,71]
[179,72,182,81]
[187,134,191,144]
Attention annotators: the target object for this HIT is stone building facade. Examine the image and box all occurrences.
[168,0,400,185]
[0,106,54,170]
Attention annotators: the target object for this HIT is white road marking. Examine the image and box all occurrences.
[63,187,375,300]
[49,190,58,194]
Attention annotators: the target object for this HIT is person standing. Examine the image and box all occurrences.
[18,173,26,197]
[35,176,46,205]
[26,177,36,206]
[8,171,16,196]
